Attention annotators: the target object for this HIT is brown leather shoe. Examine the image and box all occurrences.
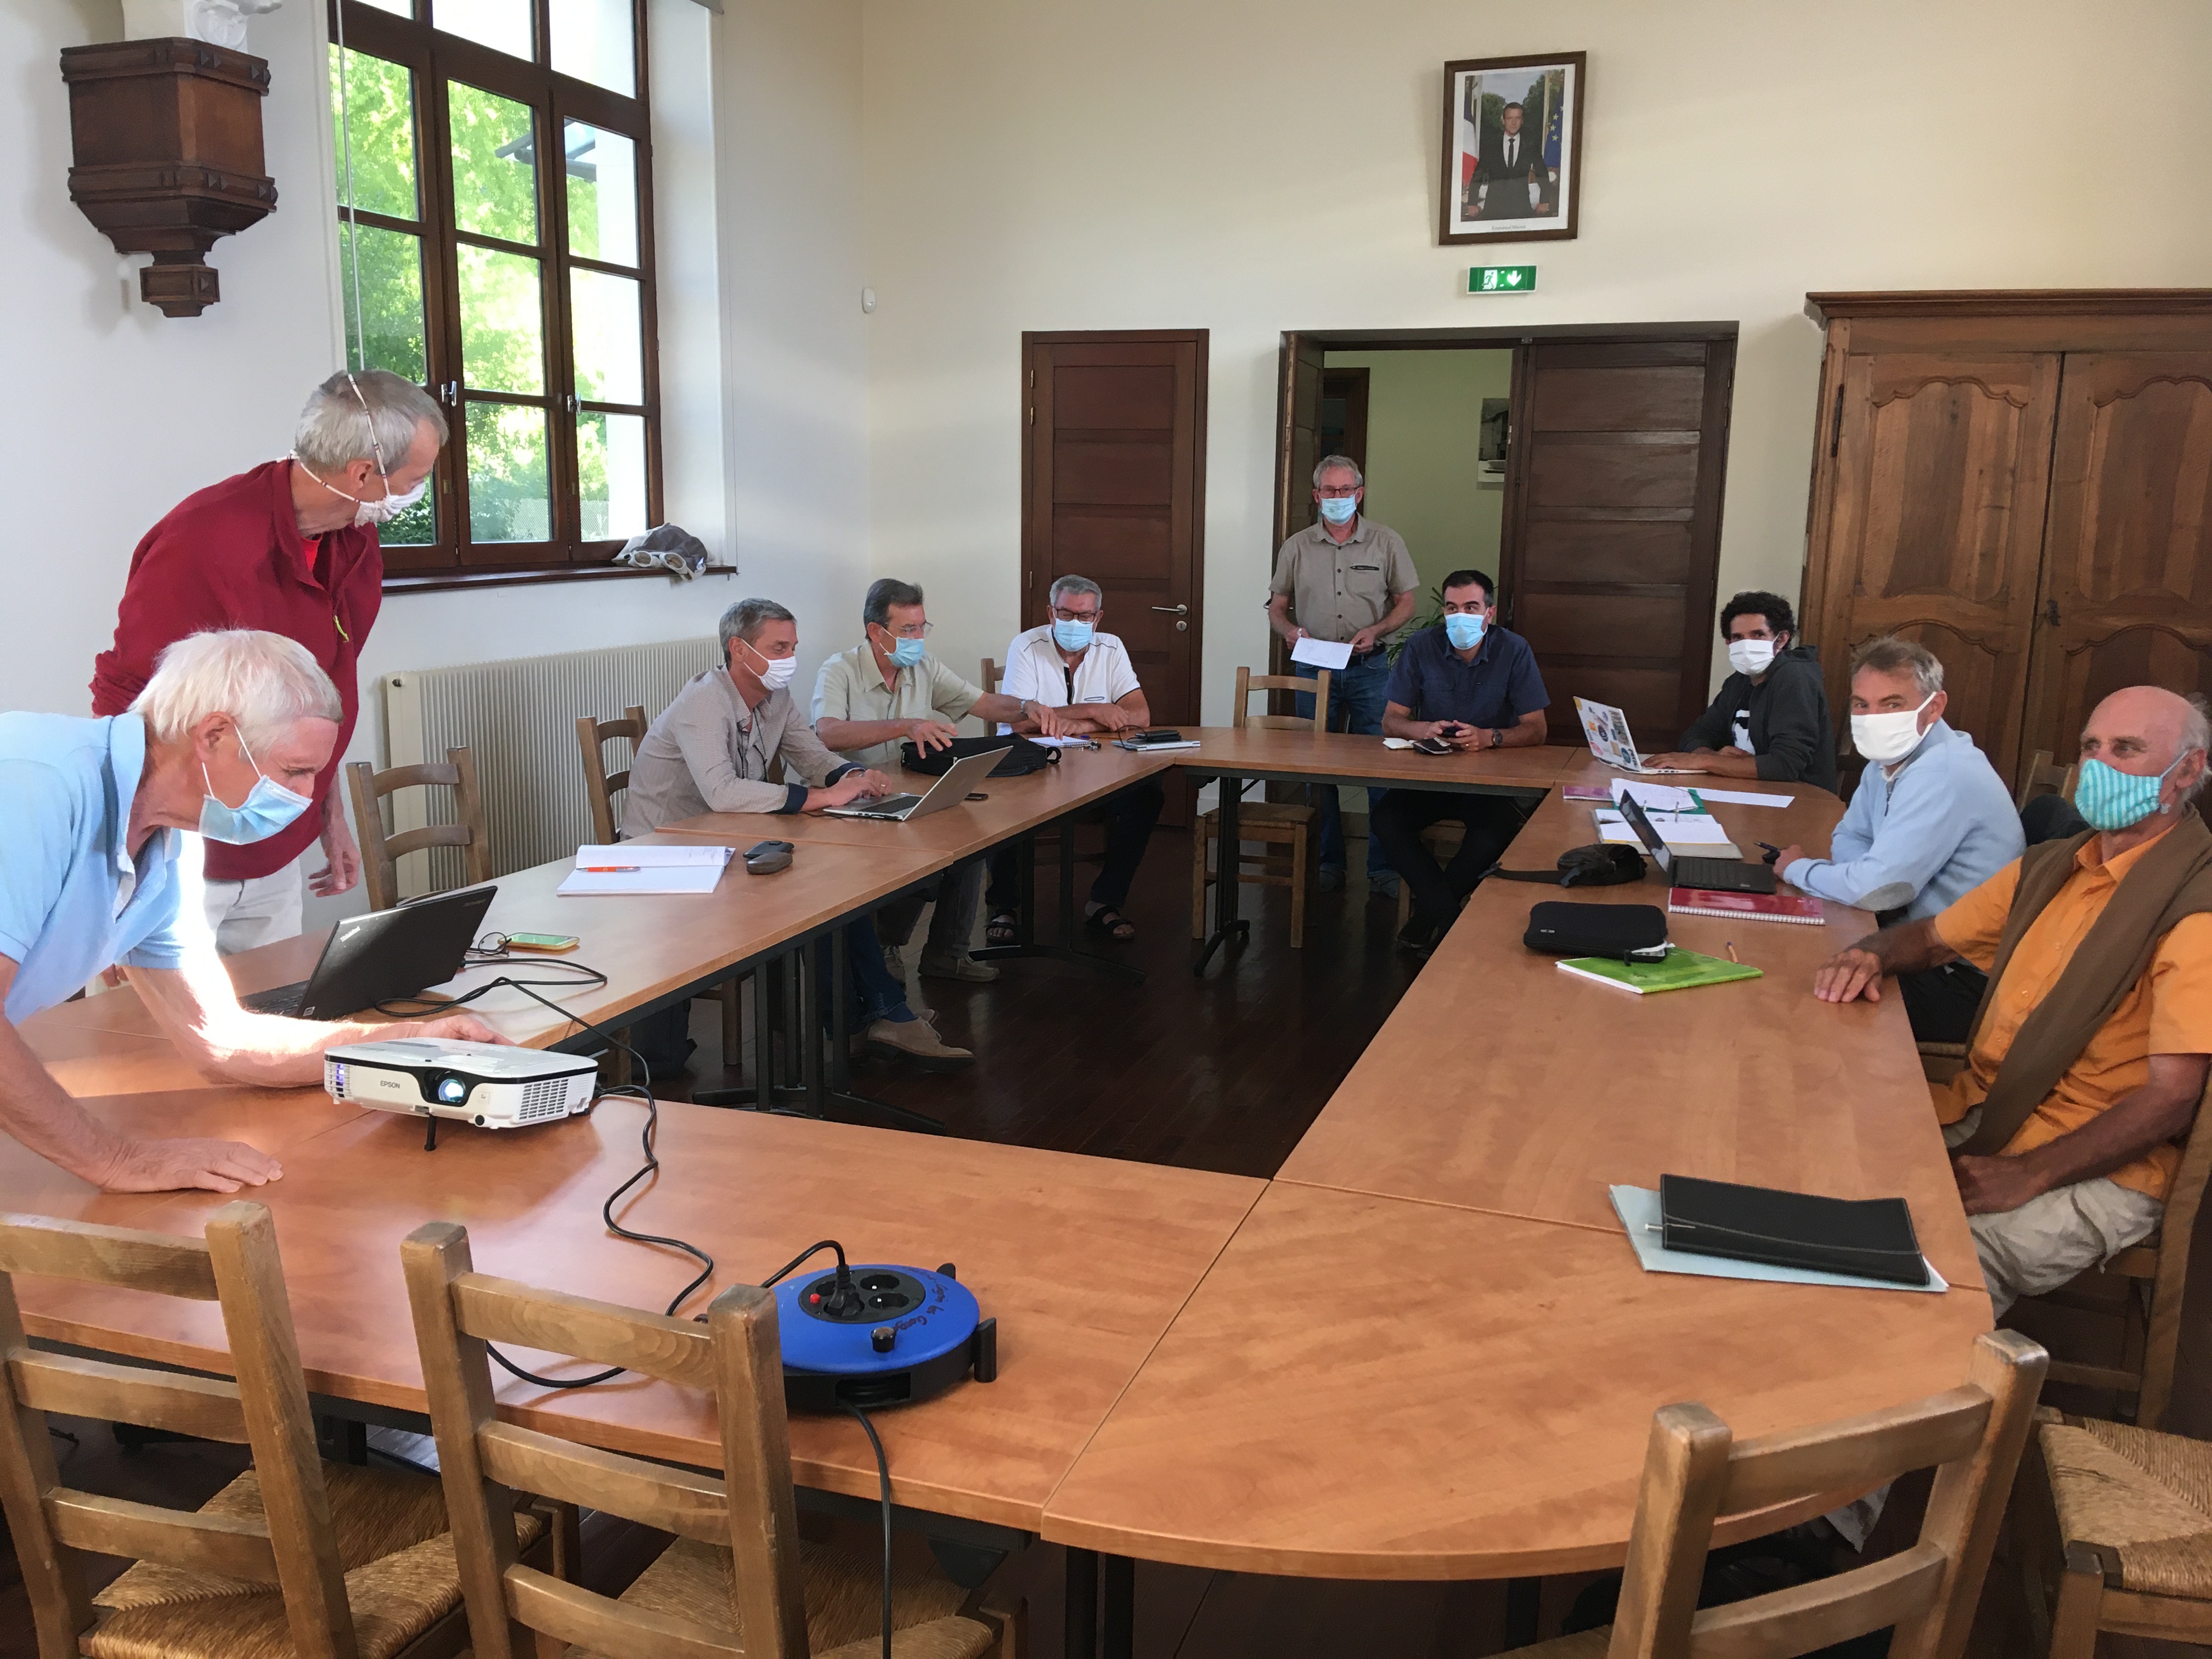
[861,1016,973,1069]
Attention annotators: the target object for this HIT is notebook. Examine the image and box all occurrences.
[1657,1174,1933,1288]
[1555,949,1761,995]
[1668,888,1825,925]
[1609,1186,1947,1295]
[557,844,734,896]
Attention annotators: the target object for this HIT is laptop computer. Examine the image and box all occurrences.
[238,885,496,1019]
[1615,792,1776,895]
[1573,695,1702,774]
[821,748,1007,821]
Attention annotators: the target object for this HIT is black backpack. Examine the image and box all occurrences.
[899,733,1061,778]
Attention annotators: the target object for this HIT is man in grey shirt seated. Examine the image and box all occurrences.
[621,596,972,1070]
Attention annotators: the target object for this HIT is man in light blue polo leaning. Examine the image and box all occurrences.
[0,629,501,1194]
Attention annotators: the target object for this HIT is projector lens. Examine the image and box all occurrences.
[435,1075,468,1105]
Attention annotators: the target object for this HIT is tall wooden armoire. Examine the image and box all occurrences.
[1800,291,2212,794]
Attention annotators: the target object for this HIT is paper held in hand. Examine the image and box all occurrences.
[1289,636,1354,672]
[557,844,735,896]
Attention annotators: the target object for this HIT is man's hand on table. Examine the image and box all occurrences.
[1812,944,1887,1003]
[1030,703,1077,738]
[808,771,896,811]
[907,719,958,755]
[311,797,362,897]
[396,1014,512,1046]
[1951,1153,2045,1215]
[1635,752,1712,773]
[1774,843,1809,874]
[95,1135,282,1194]
[1087,704,1142,733]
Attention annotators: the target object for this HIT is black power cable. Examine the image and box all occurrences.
[845,1401,895,1659]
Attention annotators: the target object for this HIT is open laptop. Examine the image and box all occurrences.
[1615,791,1776,894]
[1573,695,1701,775]
[822,748,1007,821]
[239,885,496,1018]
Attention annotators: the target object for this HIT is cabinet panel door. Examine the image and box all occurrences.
[2023,352,2212,766]
[1814,353,2059,787]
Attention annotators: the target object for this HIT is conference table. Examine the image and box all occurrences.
[11,734,1990,1657]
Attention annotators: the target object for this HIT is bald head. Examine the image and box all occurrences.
[2081,686,2210,811]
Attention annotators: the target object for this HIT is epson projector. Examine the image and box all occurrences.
[323,1039,597,1129]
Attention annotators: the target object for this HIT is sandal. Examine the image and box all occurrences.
[1085,905,1138,940]
[985,911,1020,947]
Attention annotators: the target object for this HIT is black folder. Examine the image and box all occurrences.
[1657,1175,1931,1288]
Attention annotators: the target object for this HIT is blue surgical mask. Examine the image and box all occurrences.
[1052,618,1094,652]
[1317,496,1358,526]
[199,732,314,845]
[1443,612,1487,650]
[2075,754,2188,833]
[885,634,927,669]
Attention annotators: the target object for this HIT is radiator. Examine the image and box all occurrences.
[376,637,723,896]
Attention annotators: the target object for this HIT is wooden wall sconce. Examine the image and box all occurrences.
[59,38,278,318]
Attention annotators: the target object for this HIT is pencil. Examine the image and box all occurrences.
[1726,940,1740,963]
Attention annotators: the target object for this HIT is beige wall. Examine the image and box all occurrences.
[860,0,2212,718]
[1324,349,1513,604]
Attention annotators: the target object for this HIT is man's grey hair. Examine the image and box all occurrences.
[863,579,924,629]
[719,597,795,662]
[293,369,449,472]
[1047,574,1103,610]
[1849,635,1945,700]
[131,629,341,752]
[2180,692,2211,808]
[1313,453,1363,488]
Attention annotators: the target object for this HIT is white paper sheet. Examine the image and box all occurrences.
[1691,788,1794,808]
[1026,736,1098,748]
[1289,636,1354,671]
[1609,778,1702,813]
[558,843,733,896]
[1595,812,1738,848]
[1609,1185,1949,1294]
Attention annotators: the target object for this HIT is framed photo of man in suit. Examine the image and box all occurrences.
[1438,52,1585,245]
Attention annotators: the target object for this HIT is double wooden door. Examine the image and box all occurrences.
[1804,292,2212,793]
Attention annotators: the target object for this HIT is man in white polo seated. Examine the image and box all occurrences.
[0,629,501,1193]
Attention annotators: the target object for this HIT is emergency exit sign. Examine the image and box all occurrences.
[1468,264,1537,295]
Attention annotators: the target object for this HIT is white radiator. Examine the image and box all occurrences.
[377,637,723,896]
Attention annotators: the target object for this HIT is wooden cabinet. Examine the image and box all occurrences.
[1802,292,2212,793]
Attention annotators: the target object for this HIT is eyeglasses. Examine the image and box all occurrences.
[872,620,933,639]
[1315,484,1359,498]
[1049,606,1101,623]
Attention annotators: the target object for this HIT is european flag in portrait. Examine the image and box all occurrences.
[1543,86,1564,169]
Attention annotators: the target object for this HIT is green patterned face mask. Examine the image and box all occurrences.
[2074,754,2186,832]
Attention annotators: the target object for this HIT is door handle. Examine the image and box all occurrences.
[1152,604,1188,616]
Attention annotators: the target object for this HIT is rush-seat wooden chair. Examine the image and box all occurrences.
[2015,748,2081,811]
[347,747,492,913]
[401,1220,1022,1659]
[1500,1329,2046,1659]
[577,705,743,1084]
[0,1203,559,1659]
[1190,667,1329,948]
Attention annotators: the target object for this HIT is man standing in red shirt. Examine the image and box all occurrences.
[92,370,448,952]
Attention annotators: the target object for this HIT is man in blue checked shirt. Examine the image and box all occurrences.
[1372,568,1550,954]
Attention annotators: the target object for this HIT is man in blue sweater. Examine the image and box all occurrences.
[1773,636,2022,1041]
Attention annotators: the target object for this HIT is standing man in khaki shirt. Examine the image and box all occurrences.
[813,579,1052,984]
[1266,453,1420,895]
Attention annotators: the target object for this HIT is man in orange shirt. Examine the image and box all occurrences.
[1812,686,2212,1313]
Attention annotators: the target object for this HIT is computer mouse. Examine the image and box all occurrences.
[744,840,794,874]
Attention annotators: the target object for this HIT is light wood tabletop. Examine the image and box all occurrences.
[1040,1181,1993,1578]
[3,1087,1262,1536]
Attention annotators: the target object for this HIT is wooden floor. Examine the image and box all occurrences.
[3,828,2207,1656]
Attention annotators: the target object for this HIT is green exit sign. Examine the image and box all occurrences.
[1468,264,1537,295]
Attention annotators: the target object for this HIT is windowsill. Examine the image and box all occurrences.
[382,563,736,596]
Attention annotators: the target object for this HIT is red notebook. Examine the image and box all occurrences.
[1668,887,1825,924]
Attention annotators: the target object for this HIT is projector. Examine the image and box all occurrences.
[323,1038,598,1129]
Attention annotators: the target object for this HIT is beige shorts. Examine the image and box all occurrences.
[1944,1108,2163,1317]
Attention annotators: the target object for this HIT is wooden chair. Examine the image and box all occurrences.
[347,746,492,912]
[1396,821,1468,928]
[0,1204,557,1659]
[2016,748,2080,811]
[1504,1329,2046,1659]
[400,1220,1019,1659]
[1190,667,1328,949]
[981,655,1105,883]
[577,706,743,1083]
[1918,1041,1969,1085]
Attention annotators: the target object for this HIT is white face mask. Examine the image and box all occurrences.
[1727,637,1778,676]
[736,639,798,692]
[1851,692,1938,764]
[291,453,428,526]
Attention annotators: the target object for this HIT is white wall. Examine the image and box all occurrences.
[860,0,2212,715]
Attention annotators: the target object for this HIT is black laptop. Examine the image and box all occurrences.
[1615,792,1776,895]
[239,885,496,1019]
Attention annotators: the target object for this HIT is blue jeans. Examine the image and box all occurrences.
[1293,654,1395,876]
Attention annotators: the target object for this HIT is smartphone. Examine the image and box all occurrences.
[1410,737,1455,757]
[505,932,579,953]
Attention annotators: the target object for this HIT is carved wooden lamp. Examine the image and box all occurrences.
[59,4,279,318]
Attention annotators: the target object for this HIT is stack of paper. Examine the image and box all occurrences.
[1289,637,1355,671]
[557,844,734,896]
[1594,810,1743,859]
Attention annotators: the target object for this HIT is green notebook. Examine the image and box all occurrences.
[1556,948,1762,996]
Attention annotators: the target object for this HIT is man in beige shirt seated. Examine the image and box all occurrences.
[812,578,1056,985]
[620,596,972,1071]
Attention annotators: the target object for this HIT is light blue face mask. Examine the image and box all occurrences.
[2075,753,2189,833]
[199,732,314,845]
[1052,618,1094,652]
[1317,495,1358,526]
[1443,611,1487,650]
[880,630,927,669]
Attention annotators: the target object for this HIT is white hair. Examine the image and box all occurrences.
[1313,453,1363,488]
[1047,574,1103,609]
[293,369,448,472]
[2182,693,2211,808]
[1849,636,1945,700]
[131,630,342,752]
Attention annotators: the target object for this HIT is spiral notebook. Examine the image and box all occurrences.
[1668,888,1825,925]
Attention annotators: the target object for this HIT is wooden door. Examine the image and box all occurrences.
[1499,338,1736,747]
[1318,368,1370,478]
[1021,331,1207,730]
[1807,352,2061,787]
[2023,351,2212,761]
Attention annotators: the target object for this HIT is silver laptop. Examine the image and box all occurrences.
[822,748,1007,821]
[1573,695,1701,775]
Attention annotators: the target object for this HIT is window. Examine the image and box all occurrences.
[329,0,659,580]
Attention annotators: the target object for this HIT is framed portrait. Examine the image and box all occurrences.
[1438,52,1585,245]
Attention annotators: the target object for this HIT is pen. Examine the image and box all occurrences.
[579,866,642,873]
[1726,940,1740,964]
